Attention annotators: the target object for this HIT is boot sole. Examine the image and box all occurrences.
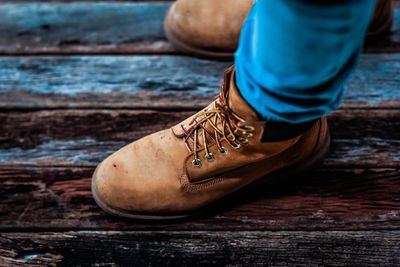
[92,127,330,222]
[163,9,234,61]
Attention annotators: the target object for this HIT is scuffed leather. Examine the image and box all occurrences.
[93,68,329,215]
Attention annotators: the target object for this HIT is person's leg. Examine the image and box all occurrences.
[164,0,392,60]
[235,0,376,124]
[92,0,376,221]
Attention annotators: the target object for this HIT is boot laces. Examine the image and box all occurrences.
[181,81,255,168]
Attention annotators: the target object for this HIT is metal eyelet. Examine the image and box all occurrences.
[192,158,202,168]
[238,137,249,144]
[232,142,241,150]
[242,131,254,138]
[205,153,215,162]
[219,147,228,156]
[243,125,256,132]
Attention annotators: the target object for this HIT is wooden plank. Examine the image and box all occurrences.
[0,109,399,230]
[1,136,399,167]
[1,0,173,2]
[0,2,398,54]
[1,166,399,231]
[0,2,174,55]
[2,109,398,147]
[0,109,399,166]
[0,54,400,110]
[1,231,400,266]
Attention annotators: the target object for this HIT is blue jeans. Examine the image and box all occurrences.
[235,0,376,123]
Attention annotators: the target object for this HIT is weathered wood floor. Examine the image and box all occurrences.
[0,1,400,266]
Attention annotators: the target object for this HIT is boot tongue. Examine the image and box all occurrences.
[171,67,260,138]
[227,68,260,121]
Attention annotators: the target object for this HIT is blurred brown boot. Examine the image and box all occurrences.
[164,0,253,59]
[164,0,393,59]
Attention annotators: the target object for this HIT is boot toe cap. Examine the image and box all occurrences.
[92,154,138,212]
[91,131,188,215]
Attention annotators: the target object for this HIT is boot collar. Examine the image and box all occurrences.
[224,66,260,122]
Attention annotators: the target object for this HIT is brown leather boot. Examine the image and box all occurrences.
[164,0,253,59]
[92,66,330,220]
[164,0,393,60]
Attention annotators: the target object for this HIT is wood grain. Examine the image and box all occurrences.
[1,54,400,110]
[0,1,398,265]
[0,109,399,166]
[0,3,398,54]
[2,109,399,147]
[1,231,400,266]
[0,2,174,55]
[1,165,399,231]
[0,109,399,231]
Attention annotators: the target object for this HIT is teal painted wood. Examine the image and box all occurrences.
[0,0,173,1]
[1,137,398,166]
[0,2,397,54]
[0,109,398,166]
[0,54,399,109]
[0,2,173,54]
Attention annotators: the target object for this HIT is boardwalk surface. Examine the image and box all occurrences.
[0,1,400,266]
